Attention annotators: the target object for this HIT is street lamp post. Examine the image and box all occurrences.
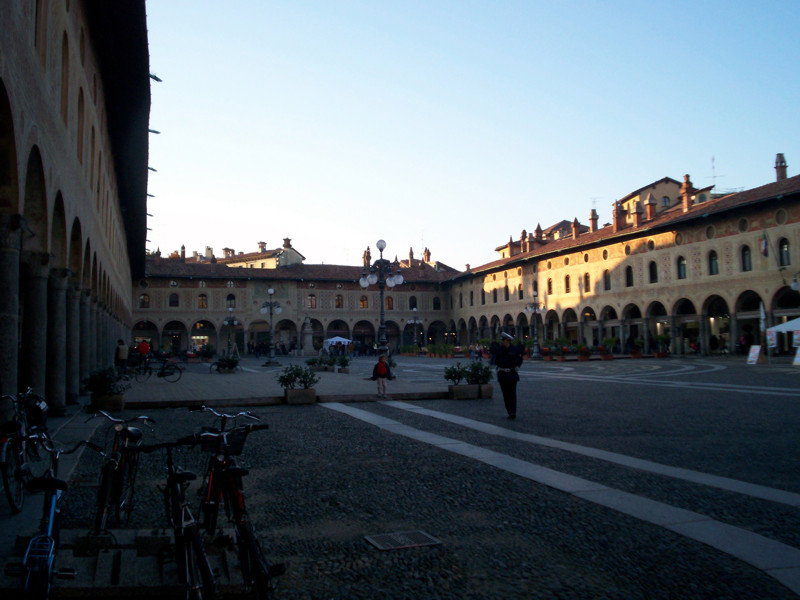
[524,290,543,360]
[223,307,238,357]
[360,239,403,355]
[410,306,422,351]
[260,288,283,366]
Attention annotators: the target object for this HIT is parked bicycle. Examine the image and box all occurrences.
[4,433,104,599]
[193,406,285,598]
[139,435,217,599]
[88,410,154,534]
[135,358,183,383]
[1,388,49,512]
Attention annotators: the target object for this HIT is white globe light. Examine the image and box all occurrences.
[359,277,369,288]
[367,273,378,285]
[386,277,396,288]
[275,305,283,315]
[376,239,386,252]
[393,273,403,285]
[268,288,274,295]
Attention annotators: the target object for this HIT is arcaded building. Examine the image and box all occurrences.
[0,1,150,408]
[133,156,800,358]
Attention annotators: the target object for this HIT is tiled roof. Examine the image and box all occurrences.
[462,173,800,278]
[144,258,456,284]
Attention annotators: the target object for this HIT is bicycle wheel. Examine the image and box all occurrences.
[163,364,182,383]
[135,366,152,383]
[184,526,216,600]
[238,522,283,599]
[93,461,114,534]
[114,451,139,524]
[23,556,51,600]
[1,438,25,512]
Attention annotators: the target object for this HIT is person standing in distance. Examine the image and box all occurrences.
[496,332,522,419]
[371,355,393,399]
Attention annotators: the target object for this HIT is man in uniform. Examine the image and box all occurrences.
[495,332,523,419]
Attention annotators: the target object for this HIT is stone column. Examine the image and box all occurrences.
[302,316,314,356]
[20,251,51,395]
[643,317,652,354]
[65,281,81,405]
[670,316,678,355]
[46,268,70,414]
[79,289,91,383]
[0,214,23,397]
[89,298,98,371]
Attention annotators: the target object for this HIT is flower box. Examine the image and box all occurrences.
[285,388,316,405]
[448,384,480,400]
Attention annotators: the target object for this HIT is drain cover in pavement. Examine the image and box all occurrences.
[365,530,442,551]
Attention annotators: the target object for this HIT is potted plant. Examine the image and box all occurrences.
[465,361,493,398]
[553,337,570,361]
[199,344,215,362]
[577,346,591,361]
[540,346,552,361]
[336,355,351,373]
[83,367,131,411]
[444,363,479,399]
[212,355,239,373]
[630,338,644,358]
[276,365,319,404]
[601,336,617,360]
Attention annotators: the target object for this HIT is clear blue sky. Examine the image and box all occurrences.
[145,0,800,269]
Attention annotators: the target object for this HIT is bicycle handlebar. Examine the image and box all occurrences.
[85,410,156,426]
[32,434,105,457]
[190,405,260,421]
[135,423,269,454]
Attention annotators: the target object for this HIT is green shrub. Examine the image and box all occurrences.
[465,361,492,385]
[276,365,320,390]
[443,363,467,385]
[83,367,131,395]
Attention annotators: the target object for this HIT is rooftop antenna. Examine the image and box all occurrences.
[707,156,725,187]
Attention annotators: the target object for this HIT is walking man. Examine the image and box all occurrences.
[496,332,522,419]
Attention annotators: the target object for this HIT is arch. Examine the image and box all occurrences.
[543,309,560,342]
[132,320,159,346]
[353,320,376,350]
[0,78,19,212]
[622,303,642,320]
[274,318,298,354]
[673,298,697,316]
[740,244,752,272]
[326,319,350,338]
[385,320,402,350]
[22,146,48,252]
[427,320,448,345]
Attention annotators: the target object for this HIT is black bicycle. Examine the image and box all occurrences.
[0,388,49,512]
[5,433,103,599]
[193,406,285,598]
[139,435,217,599]
[136,359,183,383]
[88,410,154,534]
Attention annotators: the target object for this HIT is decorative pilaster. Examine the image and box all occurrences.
[79,289,91,383]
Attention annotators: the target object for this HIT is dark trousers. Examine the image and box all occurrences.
[497,372,518,416]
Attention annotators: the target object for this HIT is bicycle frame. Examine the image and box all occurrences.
[89,411,154,534]
[13,434,103,599]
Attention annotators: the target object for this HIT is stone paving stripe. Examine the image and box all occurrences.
[322,402,800,596]
[383,401,800,507]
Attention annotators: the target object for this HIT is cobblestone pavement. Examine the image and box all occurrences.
[4,355,800,599]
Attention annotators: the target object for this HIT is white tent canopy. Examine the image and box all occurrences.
[766,317,800,334]
[323,336,352,347]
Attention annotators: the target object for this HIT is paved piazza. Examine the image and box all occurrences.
[14,357,800,598]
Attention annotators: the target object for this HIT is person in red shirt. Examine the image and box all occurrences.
[371,355,393,399]
[136,339,151,367]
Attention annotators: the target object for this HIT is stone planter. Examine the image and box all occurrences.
[337,367,350,374]
[577,355,590,361]
[556,356,566,362]
[600,354,614,360]
[542,355,553,362]
[479,383,494,398]
[630,352,643,359]
[285,388,316,405]
[91,393,124,412]
[448,384,480,400]
[654,352,667,358]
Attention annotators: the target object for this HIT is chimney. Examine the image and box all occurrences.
[180,244,185,261]
[465,264,470,271]
[613,201,626,232]
[283,237,292,249]
[258,241,267,252]
[520,230,527,253]
[633,201,644,227]
[571,218,580,239]
[644,193,657,220]
[205,246,213,258]
[776,153,788,181]
[681,174,694,212]
[534,223,543,241]
[589,209,598,232]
